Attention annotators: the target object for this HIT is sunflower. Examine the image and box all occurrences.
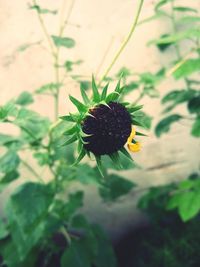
[60,76,143,175]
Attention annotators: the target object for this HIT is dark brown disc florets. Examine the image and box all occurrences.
[82,102,132,155]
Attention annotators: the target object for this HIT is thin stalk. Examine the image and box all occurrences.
[21,159,44,183]
[32,0,56,57]
[170,0,191,89]
[98,0,144,87]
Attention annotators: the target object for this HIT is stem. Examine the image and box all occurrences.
[32,0,56,57]
[170,0,191,89]
[21,159,44,183]
[98,0,144,86]
[54,0,76,121]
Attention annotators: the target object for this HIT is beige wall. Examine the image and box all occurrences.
[0,0,200,237]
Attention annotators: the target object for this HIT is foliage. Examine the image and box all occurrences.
[0,0,146,266]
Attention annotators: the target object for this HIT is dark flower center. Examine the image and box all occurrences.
[82,102,132,155]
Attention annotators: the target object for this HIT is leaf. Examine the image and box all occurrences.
[121,82,138,95]
[133,111,153,129]
[29,4,57,15]
[92,75,100,102]
[16,91,34,106]
[178,16,200,24]
[35,82,62,94]
[0,219,9,239]
[99,174,136,202]
[92,225,117,267]
[162,89,197,104]
[0,101,17,121]
[61,133,77,146]
[0,171,19,192]
[187,96,200,114]
[155,114,182,137]
[79,81,91,91]
[156,34,173,51]
[0,134,19,146]
[119,147,133,162]
[173,59,200,79]
[75,164,100,185]
[149,29,200,46]
[52,35,75,48]
[6,182,54,259]
[191,117,200,137]
[155,0,173,11]
[0,151,20,174]
[64,60,83,72]
[106,91,120,102]
[173,6,197,13]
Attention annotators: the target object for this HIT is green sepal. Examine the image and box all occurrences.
[59,115,74,122]
[69,95,87,113]
[60,133,77,146]
[80,83,90,105]
[101,83,109,101]
[92,75,100,102]
[119,147,133,161]
[136,131,147,136]
[109,152,122,169]
[131,118,144,127]
[72,148,86,166]
[114,79,123,94]
[80,129,93,138]
[106,91,120,103]
[95,155,105,177]
[63,124,77,136]
[128,104,143,114]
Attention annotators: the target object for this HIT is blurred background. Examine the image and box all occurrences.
[0,0,200,238]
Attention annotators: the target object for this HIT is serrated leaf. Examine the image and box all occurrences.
[155,114,182,137]
[92,75,100,102]
[16,91,34,106]
[52,35,75,48]
[69,95,87,113]
[191,117,200,137]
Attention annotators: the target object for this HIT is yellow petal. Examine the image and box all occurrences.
[127,127,136,143]
[127,142,141,152]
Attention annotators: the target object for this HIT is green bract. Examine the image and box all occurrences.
[60,76,144,175]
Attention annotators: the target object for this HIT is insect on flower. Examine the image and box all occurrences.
[60,76,144,175]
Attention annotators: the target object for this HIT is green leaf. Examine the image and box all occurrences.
[0,171,19,192]
[173,6,197,13]
[60,115,75,122]
[79,81,91,91]
[178,16,200,24]
[0,219,9,239]
[33,152,51,166]
[0,101,17,121]
[29,5,57,15]
[92,225,117,267]
[134,111,153,129]
[149,29,200,46]
[155,114,182,137]
[16,91,34,106]
[191,117,200,137]
[61,133,77,146]
[99,174,136,202]
[6,182,54,259]
[187,96,200,114]
[95,156,105,177]
[156,34,173,51]
[35,82,62,94]
[75,164,100,185]
[119,147,133,162]
[0,151,20,174]
[92,75,100,102]
[106,91,120,102]
[52,35,75,48]
[173,59,200,79]
[162,89,197,105]
[155,0,173,11]
[73,148,86,166]
[121,82,138,95]
[0,134,19,146]
[69,95,87,113]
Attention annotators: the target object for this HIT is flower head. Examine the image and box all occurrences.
[60,76,143,175]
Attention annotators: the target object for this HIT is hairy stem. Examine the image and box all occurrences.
[98,0,144,86]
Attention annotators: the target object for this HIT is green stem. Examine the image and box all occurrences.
[21,159,44,183]
[98,0,144,86]
[170,0,191,89]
